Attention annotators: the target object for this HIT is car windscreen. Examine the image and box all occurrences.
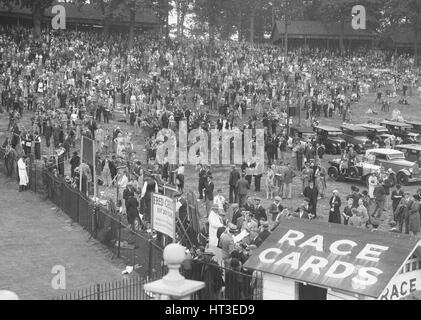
[387,153,405,160]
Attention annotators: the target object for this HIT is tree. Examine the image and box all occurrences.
[0,0,55,38]
[384,0,421,67]
[319,0,383,53]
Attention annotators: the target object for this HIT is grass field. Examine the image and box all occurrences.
[1,88,421,234]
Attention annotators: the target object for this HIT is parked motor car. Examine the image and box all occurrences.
[340,124,375,153]
[327,158,388,186]
[365,148,421,185]
[404,120,421,134]
[380,120,420,144]
[358,123,395,147]
[314,125,346,155]
[289,126,316,141]
[395,144,421,168]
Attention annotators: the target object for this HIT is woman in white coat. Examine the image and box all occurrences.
[18,155,29,192]
[208,203,225,265]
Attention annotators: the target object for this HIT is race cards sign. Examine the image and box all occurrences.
[244,219,419,298]
[151,193,176,239]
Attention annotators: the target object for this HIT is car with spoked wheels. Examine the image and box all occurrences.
[327,158,390,186]
[379,120,421,144]
[340,124,375,154]
[314,125,347,155]
[357,123,395,147]
[365,148,421,185]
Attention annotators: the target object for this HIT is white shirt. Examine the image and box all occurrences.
[208,210,223,247]
[214,195,225,210]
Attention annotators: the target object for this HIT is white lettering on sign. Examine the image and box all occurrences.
[379,269,421,300]
[352,5,366,30]
[300,256,329,275]
[274,252,300,269]
[352,267,383,287]
[51,5,66,30]
[325,261,355,279]
[298,235,324,252]
[356,244,389,263]
[278,229,304,246]
[329,240,357,255]
[259,248,282,264]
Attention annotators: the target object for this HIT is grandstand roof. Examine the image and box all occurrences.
[0,1,159,27]
[271,20,377,42]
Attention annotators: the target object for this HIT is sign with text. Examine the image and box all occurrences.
[151,193,176,239]
[379,269,421,300]
[244,219,419,298]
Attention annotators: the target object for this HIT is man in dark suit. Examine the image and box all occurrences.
[70,151,80,178]
[303,180,319,218]
[198,164,206,199]
[229,165,240,203]
[292,198,313,219]
[243,196,255,216]
[204,175,214,216]
[254,197,267,223]
[236,174,250,207]
[254,221,271,247]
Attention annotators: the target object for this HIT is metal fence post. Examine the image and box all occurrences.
[148,240,153,279]
[117,216,121,258]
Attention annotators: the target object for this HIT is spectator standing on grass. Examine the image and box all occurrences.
[372,182,386,219]
[357,198,369,228]
[303,180,318,218]
[391,184,404,219]
[349,208,362,228]
[342,198,353,226]
[236,174,249,207]
[283,163,295,199]
[228,165,240,204]
[204,175,214,216]
[328,190,341,224]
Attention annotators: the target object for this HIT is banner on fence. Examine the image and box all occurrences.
[81,136,94,165]
[151,193,175,240]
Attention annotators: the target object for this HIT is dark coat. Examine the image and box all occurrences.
[229,169,241,187]
[254,205,267,222]
[236,178,249,195]
[204,181,214,201]
[126,196,139,225]
[328,196,341,224]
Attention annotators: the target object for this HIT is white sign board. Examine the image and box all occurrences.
[378,270,421,300]
[151,193,176,239]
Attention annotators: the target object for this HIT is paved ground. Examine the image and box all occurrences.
[0,175,127,300]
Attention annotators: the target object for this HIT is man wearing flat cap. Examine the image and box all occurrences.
[254,197,267,223]
[268,196,284,223]
[220,223,237,267]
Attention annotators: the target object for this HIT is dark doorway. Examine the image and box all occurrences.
[298,283,327,300]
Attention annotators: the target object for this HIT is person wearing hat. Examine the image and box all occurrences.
[204,175,215,216]
[69,151,80,178]
[208,202,224,252]
[268,196,284,223]
[219,223,237,267]
[372,180,386,219]
[229,165,240,203]
[303,180,318,218]
[236,174,250,207]
[17,154,29,192]
[329,190,342,224]
[256,221,271,245]
[293,198,313,220]
[254,197,267,223]
[301,162,313,195]
[214,188,226,211]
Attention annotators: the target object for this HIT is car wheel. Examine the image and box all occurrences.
[348,167,359,178]
[397,172,409,186]
[328,166,339,181]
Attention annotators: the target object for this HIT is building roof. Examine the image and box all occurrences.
[243,218,420,299]
[271,20,377,42]
[0,1,159,26]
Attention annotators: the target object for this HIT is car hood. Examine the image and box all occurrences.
[386,159,417,167]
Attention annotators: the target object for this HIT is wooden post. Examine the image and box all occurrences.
[79,137,84,192]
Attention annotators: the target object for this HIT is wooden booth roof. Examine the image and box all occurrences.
[244,218,420,298]
[271,20,377,42]
[0,1,159,26]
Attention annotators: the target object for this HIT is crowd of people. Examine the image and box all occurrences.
[1,24,421,285]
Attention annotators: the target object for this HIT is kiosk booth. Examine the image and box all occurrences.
[244,219,421,300]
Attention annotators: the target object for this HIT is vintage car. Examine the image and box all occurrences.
[340,124,375,153]
[379,120,420,144]
[314,125,346,155]
[405,120,421,134]
[327,158,389,186]
[394,144,421,168]
[365,148,421,185]
[289,126,317,140]
[357,123,395,147]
